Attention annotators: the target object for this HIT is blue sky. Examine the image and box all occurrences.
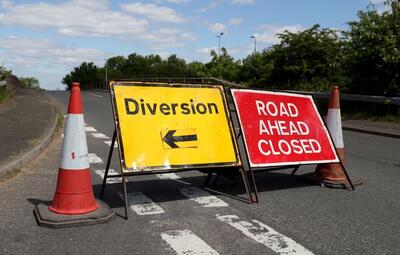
[0,0,386,90]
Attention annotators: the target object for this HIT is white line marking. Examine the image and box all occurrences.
[119,192,165,215]
[104,140,118,148]
[180,187,228,207]
[161,230,219,255]
[94,169,121,183]
[85,126,97,132]
[63,114,67,118]
[91,133,109,139]
[216,215,314,255]
[88,153,103,164]
[61,133,64,138]
[87,92,103,98]
[156,173,181,180]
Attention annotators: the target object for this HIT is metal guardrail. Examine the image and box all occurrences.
[108,77,246,89]
[92,77,400,107]
[283,90,400,106]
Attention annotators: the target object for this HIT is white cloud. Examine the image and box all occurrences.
[231,0,255,5]
[0,0,194,49]
[0,0,149,37]
[0,0,13,8]
[369,0,385,4]
[196,0,222,12]
[208,23,227,33]
[181,32,198,41]
[229,18,243,26]
[197,47,216,55]
[0,36,107,89]
[168,0,191,3]
[120,2,186,23]
[256,24,304,45]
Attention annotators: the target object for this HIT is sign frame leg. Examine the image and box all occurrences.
[291,165,301,176]
[227,97,257,203]
[100,129,117,198]
[122,174,129,220]
[237,131,258,203]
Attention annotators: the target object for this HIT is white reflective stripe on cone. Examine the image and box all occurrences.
[327,108,344,148]
[60,114,90,170]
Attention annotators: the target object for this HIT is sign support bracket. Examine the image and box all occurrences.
[100,129,130,219]
[236,130,259,203]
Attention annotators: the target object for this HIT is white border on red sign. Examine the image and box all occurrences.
[231,89,340,168]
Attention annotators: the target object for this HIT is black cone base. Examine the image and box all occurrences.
[34,199,115,228]
[298,173,363,190]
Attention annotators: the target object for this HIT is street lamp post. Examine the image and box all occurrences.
[217,32,224,55]
[251,35,257,53]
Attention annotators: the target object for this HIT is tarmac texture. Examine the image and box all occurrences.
[0,81,57,177]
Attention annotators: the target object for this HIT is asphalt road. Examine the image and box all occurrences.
[0,90,399,255]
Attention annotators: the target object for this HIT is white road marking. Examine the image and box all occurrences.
[63,114,67,118]
[87,92,103,98]
[94,169,121,183]
[180,186,228,207]
[156,173,181,180]
[119,192,165,215]
[88,153,103,164]
[104,140,118,148]
[216,215,314,255]
[161,230,219,255]
[61,133,64,138]
[91,133,109,139]
[85,126,97,132]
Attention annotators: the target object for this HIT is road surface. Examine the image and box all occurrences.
[0,90,399,255]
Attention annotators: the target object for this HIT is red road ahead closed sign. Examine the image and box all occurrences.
[231,89,339,167]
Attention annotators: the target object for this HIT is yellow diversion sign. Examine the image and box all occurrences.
[110,81,240,173]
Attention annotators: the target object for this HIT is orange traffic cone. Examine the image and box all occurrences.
[314,86,347,182]
[34,82,115,228]
[311,86,361,189]
[49,82,98,214]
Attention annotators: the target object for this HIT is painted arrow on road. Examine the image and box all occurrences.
[162,129,198,149]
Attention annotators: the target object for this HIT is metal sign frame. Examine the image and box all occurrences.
[229,88,355,203]
[110,81,241,173]
[101,81,255,219]
[231,88,340,167]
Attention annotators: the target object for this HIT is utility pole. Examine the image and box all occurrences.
[251,35,257,53]
[104,60,108,89]
[217,32,224,55]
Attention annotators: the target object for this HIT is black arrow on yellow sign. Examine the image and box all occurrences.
[163,130,198,148]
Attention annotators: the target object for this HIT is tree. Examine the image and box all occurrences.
[239,51,274,87]
[0,66,12,80]
[20,77,40,89]
[186,61,207,77]
[342,0,400,96]
[156,54,187,77]
[267,24,345,91]
[62,62,102,90]
[205,48,241,82]
[106,55,127,80]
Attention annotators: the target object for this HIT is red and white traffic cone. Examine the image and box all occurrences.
[313,86,347,182]
[49,82,98,214]
[311,86,361,188]
[34,82,115,228]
